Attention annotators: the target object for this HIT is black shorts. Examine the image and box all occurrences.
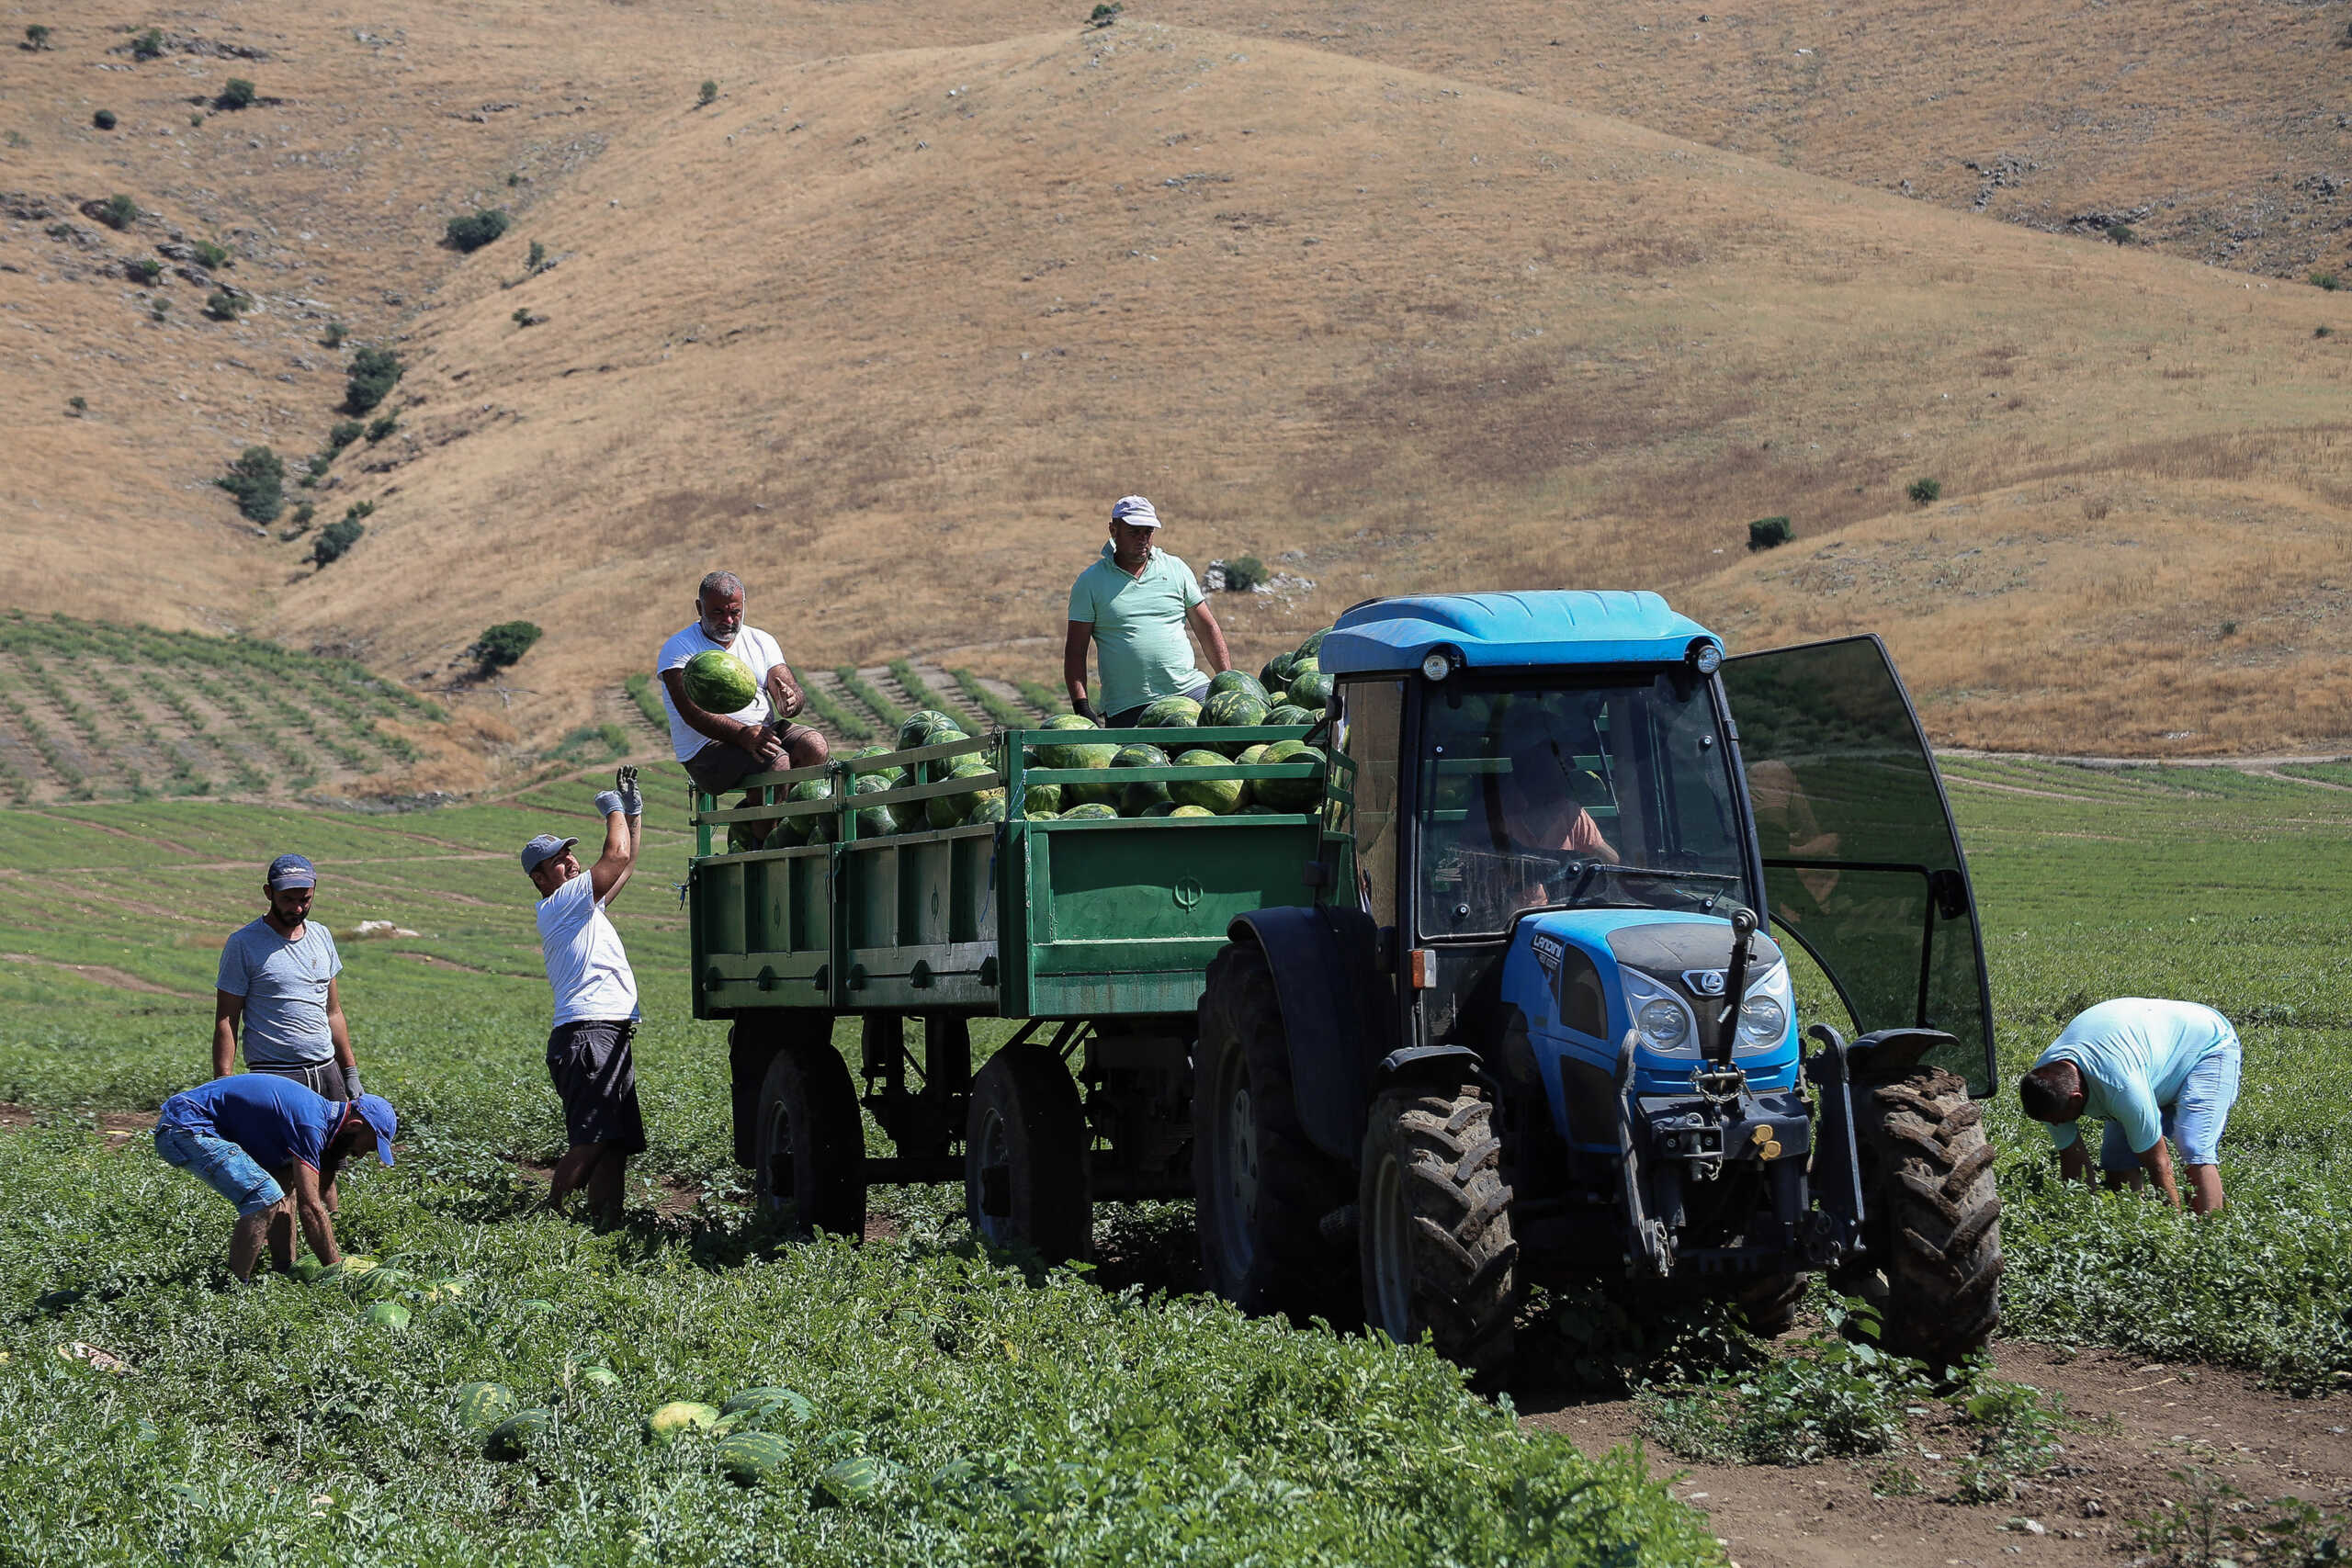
[684,729,822,795]
[546,1020,649,1156]
[249,1060,343,1097]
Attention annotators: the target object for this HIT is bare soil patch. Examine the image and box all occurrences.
[0,953,204,998]
[1521,1342,2352,1567]
[0,1103,154,1141]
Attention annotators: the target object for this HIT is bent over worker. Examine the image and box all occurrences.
[2017,997,2242,1215]
[153,1073,397,1281]
[520,766,645,1225]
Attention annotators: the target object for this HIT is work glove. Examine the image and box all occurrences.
[1072,696,1099,724]
[615,764,642,818]
[342,1066,365,1101]
[594,789,627,818]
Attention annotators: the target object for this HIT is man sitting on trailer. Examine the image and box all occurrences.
[658,571,830,796]
[2018,997,2242,1216]
[520,768,647,1227]
[1063,495,1233,726]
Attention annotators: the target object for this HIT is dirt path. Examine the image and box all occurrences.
[0,1103,154,1141]
[0,953,205,998]
[1522,1342,2352,1566]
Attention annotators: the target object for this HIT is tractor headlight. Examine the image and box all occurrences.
[1736,960,1793,1050]
[1623,968,1695,1053]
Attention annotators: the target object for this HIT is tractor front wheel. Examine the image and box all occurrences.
[753,1040,867,1240]
[1358,1085,1519,1386]
[1854,1066,2003,1366]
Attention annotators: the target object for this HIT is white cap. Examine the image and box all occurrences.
[1109,495,1160,528]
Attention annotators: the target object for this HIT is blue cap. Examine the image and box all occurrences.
[351,1093,397,1166]
[266,853,317,890]
[520,834,578,874]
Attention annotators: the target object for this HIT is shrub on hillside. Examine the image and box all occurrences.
[443,209,510,253]
[123,256,162,285]
[365,414,398,443]
[202,289,246,321]
[1219,555,1268,591]
[1090,2,1122,24]
[1747,515,1793,551]
[345,346,401,412]
[130,28,164,60]
[96,194,137,231]
[193,239,230,269]
[1906,477,1941,507]
[327,419,363,451]
[468,621,543,672]
[311,518,364,567]
[321,321,345,349]
[697,79,718,107]
[2312,271,2342,292]
[214,77,255,110]
[284,501,315,534]
[216,446,284,524]
[66,396,85,414]
[526,239,546,272]
[25,25,51,50]
[93,109,117,130]
[2105,224,2135,244]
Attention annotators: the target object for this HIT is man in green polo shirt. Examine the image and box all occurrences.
[1063,495,1233,725]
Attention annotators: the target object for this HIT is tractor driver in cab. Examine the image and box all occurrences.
[1441,704,1619,924]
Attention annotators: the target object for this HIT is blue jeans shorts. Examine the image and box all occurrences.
[2100,1036,2242,1171]
[155,1126,286,1218]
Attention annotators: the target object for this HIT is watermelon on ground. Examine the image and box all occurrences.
[723,1387,815,1425]
[363,1300,411,1330]
[814,1454,889,1506]
[485,1409,552,1461]
[1252,741,1326,810]
[1205,670,1268,705]
[645,1402,725,1441]
[682,649,760,714]
[1170,749,1247,813]
[1060,804,1118,820]
[1136,695,1201,729]
[898,710,957,750]
[716,1429,794,1484]
[456,1382,517,1428]
[1287,670,1334,710]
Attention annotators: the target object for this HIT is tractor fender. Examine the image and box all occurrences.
[1374,1043,1484,1089]
[1227,906,1390,1163]
[1847,1027,1960,1086]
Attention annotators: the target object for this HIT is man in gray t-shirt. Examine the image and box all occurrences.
[213,854,364,1111]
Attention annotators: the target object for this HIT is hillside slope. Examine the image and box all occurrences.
[263,23,2352,752]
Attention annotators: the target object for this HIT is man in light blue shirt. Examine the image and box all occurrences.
[2018,998,2241,1215]
[212,854,362,1104]
[1063,495,1233,726]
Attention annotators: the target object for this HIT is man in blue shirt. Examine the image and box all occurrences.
[153,1074,398,1280]
[213,853,364,1102]
[1063,495,1233,725]
[2018,998,2242,1215]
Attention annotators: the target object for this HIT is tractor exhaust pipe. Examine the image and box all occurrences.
[1712,908,1757,1066]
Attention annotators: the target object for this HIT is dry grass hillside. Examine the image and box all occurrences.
[4,0,2350,773]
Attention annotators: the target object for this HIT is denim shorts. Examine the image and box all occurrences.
[155,1125,285,1217]
[2100,1036,2242,1170]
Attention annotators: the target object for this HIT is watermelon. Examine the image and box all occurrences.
[1265,704,1315,728]
[728,822,761,854]
[1136,801,1180,818]
[1020,781,1063,816]
[1205,670,1268,705]
[1056,740,1120,806]
[485,1408,551,1461]
[1199,690,1269,734]
[1060,803,1117,820]
[1287,670,1334,710]
[724,1387,815,1425]
[290,1260,326,1284]
[966,797,1008,826]
[576,1363,620,1390]
[1023,804,1060,820]
[682,649,759,714]
[852,804,895,840]
[1136,695,1200,729]
[1120,779,1171,816]
[352,1267,411,1301]
[1112,743,1170,770]
[815,1454,888,1506]
[917,730,970,784]
[927,759,1000,829]
[363,1300,410,1330]
[897,710,957,750]
[1252,740,1326,810]
[1261,653,1298,690]
[1170,804,1216,818]
[645,1401,725,1440]
[1170,749,1247,813]
[848,745,907,787]
[1033,713,1102,770]
[456,1382,516,1428]
[1295,627,1331,660]
[716,1428,794,1484]
[1235,743,1269,766]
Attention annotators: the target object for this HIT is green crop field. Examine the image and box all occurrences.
[0,759,2346,1561]
[0,613,450,805]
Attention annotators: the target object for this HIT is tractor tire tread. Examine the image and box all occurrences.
[1362,1087,1517,1388]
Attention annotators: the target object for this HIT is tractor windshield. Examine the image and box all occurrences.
[1418,673,1754,937]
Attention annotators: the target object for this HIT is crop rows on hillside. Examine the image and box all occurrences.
[628,662,1063,756]
[0,613,447,803]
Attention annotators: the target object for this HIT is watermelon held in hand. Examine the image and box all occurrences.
[1251,740,1326,810]
[456,1382,517,1428]
[1136,695,1201,729]
[716,1428,794,1484]
[1205,670,1268,705]
[1170,749,1247,813]
[682,650,759,715]
[644,1402,725,1441]
[363,1300,411,1330]
[485,1408,552,1461]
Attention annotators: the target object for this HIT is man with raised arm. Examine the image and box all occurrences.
[2018,997,2242,1215]
[153,1073,397,1281]
[657,571,829,795]
[521,766,647,1226]
[1064,495,1232,726]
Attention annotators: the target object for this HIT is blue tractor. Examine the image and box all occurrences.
[1193,591,2001,1379]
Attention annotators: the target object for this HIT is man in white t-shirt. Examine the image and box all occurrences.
[520,766,645,1225]
[657,571,829,795]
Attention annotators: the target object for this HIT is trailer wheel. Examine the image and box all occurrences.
[964,1043,1091,1263]
[1192,942,1354,1322]
[1358,1085,1518,1387]
[1854,1066,2003,1367]
[1733,1272,1806,1338]
[753,1040,867,1240]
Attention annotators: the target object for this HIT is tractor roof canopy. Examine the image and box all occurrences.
[1320,592,1721,676]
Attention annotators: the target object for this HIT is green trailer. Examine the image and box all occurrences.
[687,723,1340,1255]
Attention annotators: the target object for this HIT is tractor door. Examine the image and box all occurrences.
[1719,635,1996,1095]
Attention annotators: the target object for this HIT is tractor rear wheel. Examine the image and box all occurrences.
[1192,942,1354,1323]
[964,1043,1091,1263]
[753,1040,867,1240]
[1358,1085,1519,1387]
[1854,1066,2003,1366]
